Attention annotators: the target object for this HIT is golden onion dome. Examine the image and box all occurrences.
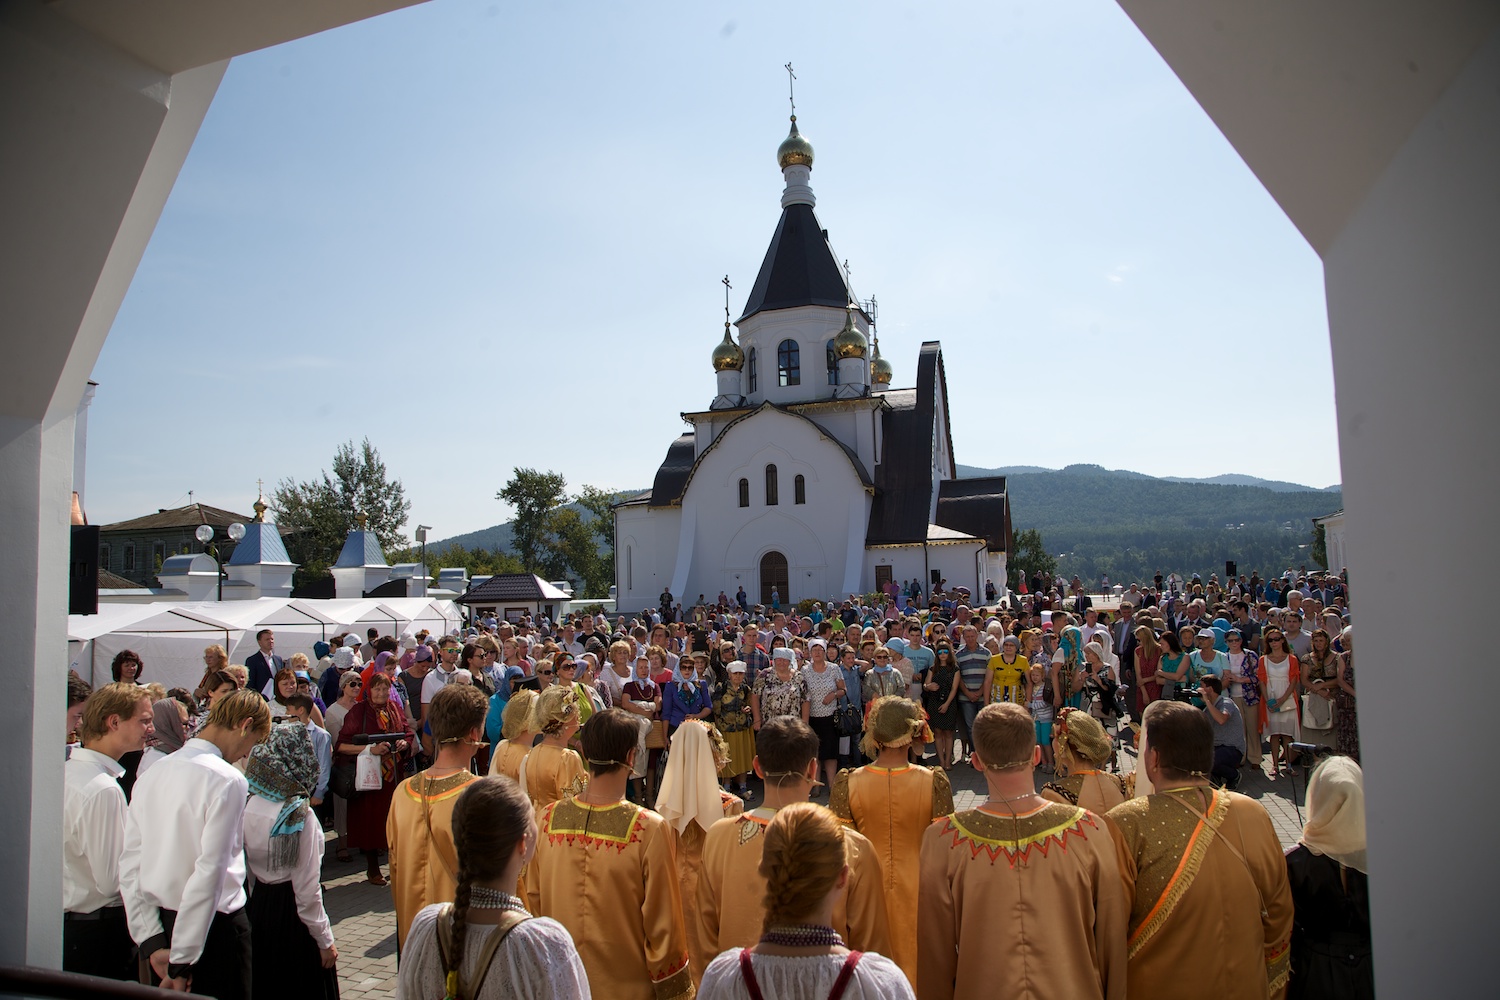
[712,324,744,371]
[777,116,814,170]
[870,338,894,385]
[832,307,868,360]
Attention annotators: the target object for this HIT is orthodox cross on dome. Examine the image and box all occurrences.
[722,273,733,327]
[864,296,879,334]
[785,62,797,116]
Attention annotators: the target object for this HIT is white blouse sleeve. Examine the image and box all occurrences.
[293,817,334,949]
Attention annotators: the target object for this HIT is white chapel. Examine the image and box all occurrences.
[613,114,1012,610]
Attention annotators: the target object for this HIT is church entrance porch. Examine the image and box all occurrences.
[760,550,788,606]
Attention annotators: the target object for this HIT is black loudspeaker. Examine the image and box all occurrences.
[1225,560,1238,580]
[71,525,100,615]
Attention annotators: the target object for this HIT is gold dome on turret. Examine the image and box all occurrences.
[712,323,744,371]
[832,305,868,360]
[870,337,893,385]
[777,116,814,170]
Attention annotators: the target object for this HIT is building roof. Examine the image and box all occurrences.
[737,203,865,323]
[98,569,142,590]
[333,529,387,568]
[649,433,698,506]
[935,476,1014,553]
[101,502,252,533]
[225,521,295,566]
[865,343,956,545]
[456,573,571,605]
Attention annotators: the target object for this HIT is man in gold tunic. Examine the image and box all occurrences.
[1105,700,1294,1000]
[385,683,486,949]
[830,696,953,987]
[698,717,891,959]
[527,707,693,1000]
[918,702,1127,1000]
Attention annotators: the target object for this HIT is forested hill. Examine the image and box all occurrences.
[994,465,1342,584]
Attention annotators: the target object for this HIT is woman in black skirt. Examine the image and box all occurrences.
[244,719,339,999]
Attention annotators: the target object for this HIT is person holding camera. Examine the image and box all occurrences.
[1199,676,1245,790]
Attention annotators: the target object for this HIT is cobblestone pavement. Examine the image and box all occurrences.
[323,738,1312,995]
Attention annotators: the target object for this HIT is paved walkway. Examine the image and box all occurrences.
[322,741,1312,996]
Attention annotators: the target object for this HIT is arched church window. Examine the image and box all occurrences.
[826,339,839,385]
[766,464,779,505]
[738,478,749,508]
[747,348,758,393]
[777,339,800,386]
[794,474,806,505]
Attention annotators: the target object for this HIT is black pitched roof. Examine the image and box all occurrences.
[649,433,697,506]
[865,344,955,545]
[935,477,1014,553]
[457,574,561,604]
[737,203,864,323]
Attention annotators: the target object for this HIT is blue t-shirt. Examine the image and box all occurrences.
[1189,650,1225,680]
[904,644,936,680]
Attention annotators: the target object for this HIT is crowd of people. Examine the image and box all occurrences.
[57,564,1368,999]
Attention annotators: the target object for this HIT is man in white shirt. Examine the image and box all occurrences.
[64,682,154,980]
[120,689,271,999]
[558,622,586,657]
[285,694,332,807]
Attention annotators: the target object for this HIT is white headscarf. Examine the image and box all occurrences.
[655,720,726,836]
[1300,756,1368,873]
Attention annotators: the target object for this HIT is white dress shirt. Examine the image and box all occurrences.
[63,747,128,913]
[119,738,250,966]
[243,796,334,949]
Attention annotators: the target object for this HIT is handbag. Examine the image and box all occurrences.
[329,760,357,799]
[1302,691,1335,730]
[355,747,383,791]
[834,695,863,737]
[644,719,668,750]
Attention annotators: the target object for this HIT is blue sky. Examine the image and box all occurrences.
[88,0,1340,541]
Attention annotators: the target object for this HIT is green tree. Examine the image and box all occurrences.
[497,468,568,574]
[575,485,626,571]
[273,438,410,586]
[1310,522,1327,569]
[1009,528,1056,592]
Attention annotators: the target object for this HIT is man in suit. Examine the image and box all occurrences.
[244,629,283,698]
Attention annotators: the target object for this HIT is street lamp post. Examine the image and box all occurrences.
[415,525,431,596]
[197,521,245,601]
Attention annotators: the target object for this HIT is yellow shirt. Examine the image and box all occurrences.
[385,770,476,949]
[987,653,1029,704]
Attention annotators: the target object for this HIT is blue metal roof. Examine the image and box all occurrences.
[333,529,387,568]
[225,522,295,566]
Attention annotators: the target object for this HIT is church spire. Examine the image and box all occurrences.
[777,63,815,208]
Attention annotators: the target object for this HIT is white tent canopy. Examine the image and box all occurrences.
[68,604,244,693]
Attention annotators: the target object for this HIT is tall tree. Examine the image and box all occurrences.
[551,508,612,598]
[272,438,410,584]
[497,468,568,574]
[575,485,626,573]
[1009,528,1056,592]
[1310,522,1328,569]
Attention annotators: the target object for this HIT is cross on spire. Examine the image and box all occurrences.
[256,478,264,500]
[785,62,796,116]
[722,274,732,326]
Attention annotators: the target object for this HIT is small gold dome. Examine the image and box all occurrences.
[871,339,894,385]
[777,116,814,170]
[832,307,868,360]
[712,324,744,371]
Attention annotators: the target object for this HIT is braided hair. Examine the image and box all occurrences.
[445,777,533,997]
[759,802,851,927]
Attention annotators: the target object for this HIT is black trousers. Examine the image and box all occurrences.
[149,907,252,1000]
[63,905,135,981]
[1213,744,1244,787]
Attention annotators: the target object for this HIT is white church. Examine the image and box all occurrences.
[613,114,1013,610]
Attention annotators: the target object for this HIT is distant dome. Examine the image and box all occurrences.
[832,307,868,360]
[712,324,744,371]
[871,339,893,385]
[777,116,814,170]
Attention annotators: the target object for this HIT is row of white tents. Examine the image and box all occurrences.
[68,597,464,693]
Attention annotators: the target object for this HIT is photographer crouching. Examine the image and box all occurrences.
[1199,675,1245,790]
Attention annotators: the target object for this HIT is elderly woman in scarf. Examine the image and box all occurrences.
[244,723,339,998]
[656,720,743,986]
[1285,756,1372,1000]
[1041,707,1128,809]
[136,698,189,777]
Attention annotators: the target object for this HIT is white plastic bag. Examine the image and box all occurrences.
[355,746,383,791]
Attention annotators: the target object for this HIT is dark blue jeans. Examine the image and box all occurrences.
[1213,744,1244,786]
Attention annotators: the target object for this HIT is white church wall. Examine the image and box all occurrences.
[925,543,986,600]
[737,305,869,407]
[614,504,680,610]
[866,547,927,600]
[678,407,871,605]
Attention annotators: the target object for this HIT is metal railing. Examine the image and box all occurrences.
[0,966,195,1000]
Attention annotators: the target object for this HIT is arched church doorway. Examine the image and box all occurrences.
[760,551,788,606]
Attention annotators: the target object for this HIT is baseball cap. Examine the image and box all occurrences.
[1196,628,1216,639]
